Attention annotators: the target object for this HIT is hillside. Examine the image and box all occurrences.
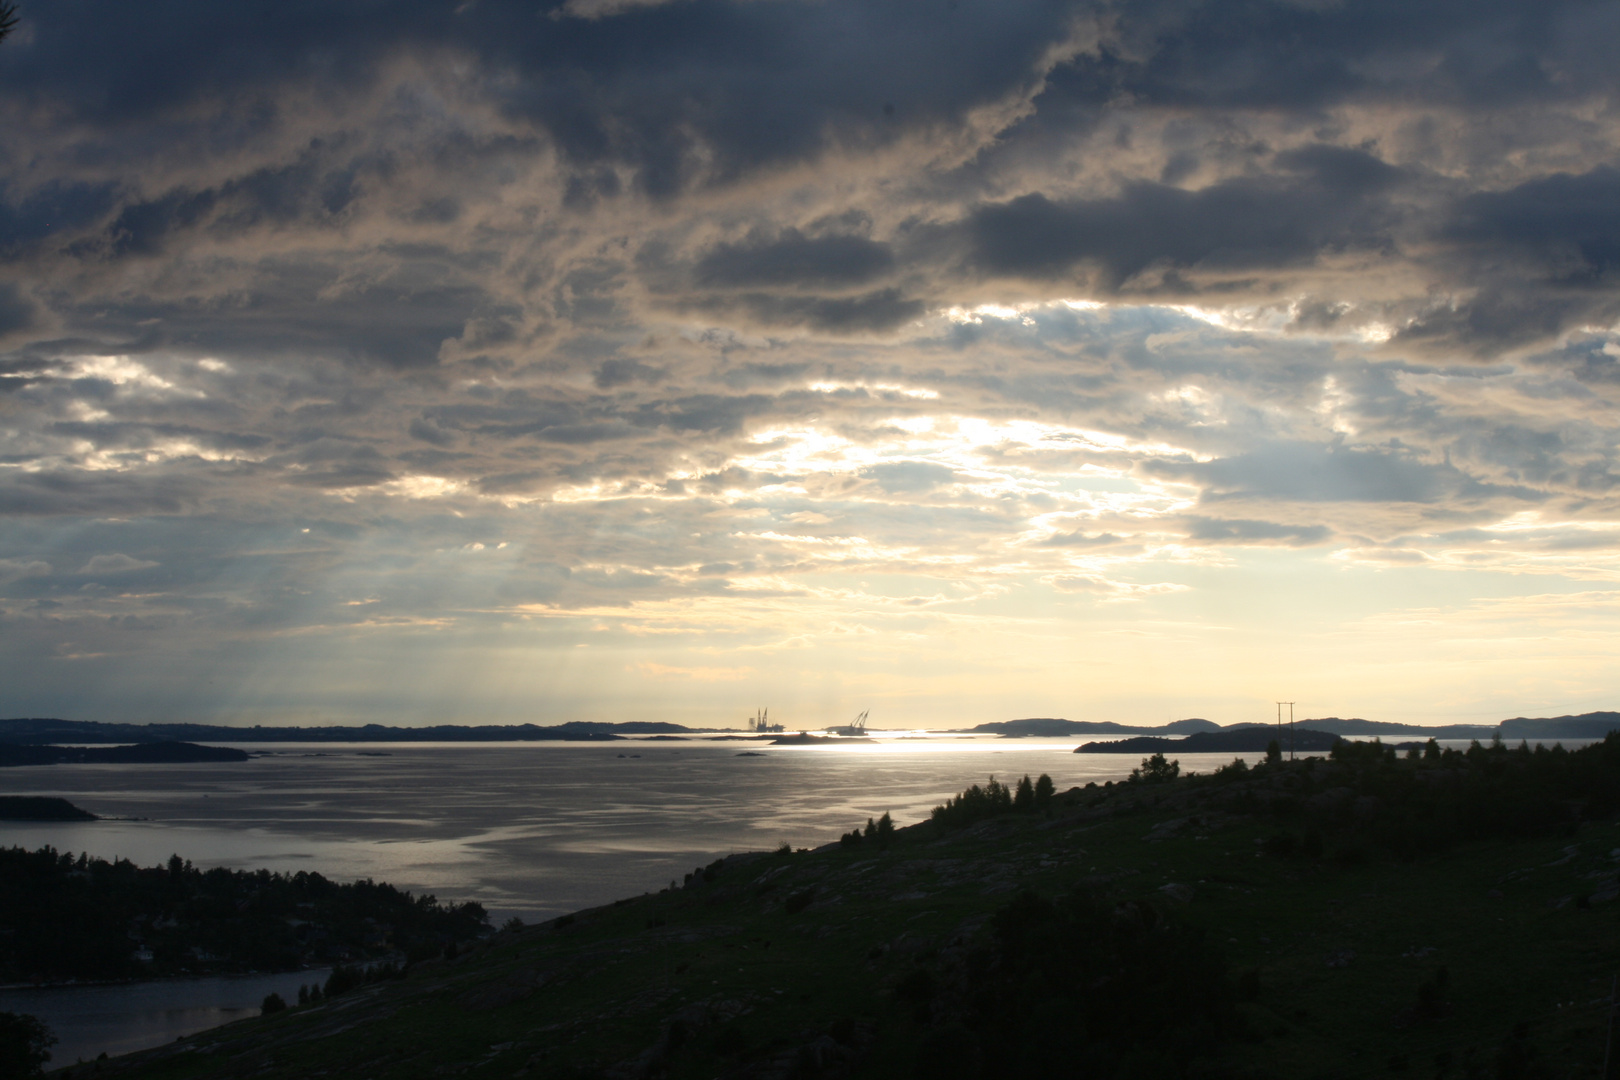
[62,734,1620,1080]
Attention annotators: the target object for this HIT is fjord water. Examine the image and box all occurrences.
[0,970,329,1067]
[0,735,1256,1063]
[0,736,1221,921]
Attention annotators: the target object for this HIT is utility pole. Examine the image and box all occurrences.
[1277,701,1296,760]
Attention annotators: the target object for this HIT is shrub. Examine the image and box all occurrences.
[931,776,1016,828]
[0,1011,56,1078]
[1130,753,1180,784]
[324,963,363,998]
[260,992,286,1015]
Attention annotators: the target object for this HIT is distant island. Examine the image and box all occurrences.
[0,740,250,767]
[976,711,1620,742]
[0,718,696,745]
[1077,727,1343,754]
[3,712,1616,751]
[0,796,97,820]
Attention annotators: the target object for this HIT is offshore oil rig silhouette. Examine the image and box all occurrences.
[746,708,784,734]
[829,710,869,736]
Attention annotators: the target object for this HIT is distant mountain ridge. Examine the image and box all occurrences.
[0,718,689,745]
[3,712,1616,746]
[972,717,1224,737]
[977,712,1620,740]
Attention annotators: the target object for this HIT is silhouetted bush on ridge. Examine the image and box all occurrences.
[931,774,1053,828]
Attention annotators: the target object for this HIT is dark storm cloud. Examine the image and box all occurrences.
[695,231,895,289]
[2,0,1616,350]
[0,283,36,336]
[965,146,1405,286]
[0,180,121,251]
[1032,0,1619,114]
[0,0,1078,195]
[4,0,1620,707]
[0,469,200,516]
[1447,167,1620,283]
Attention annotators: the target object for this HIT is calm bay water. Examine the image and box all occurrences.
[0,970,329,1067]
[0,733,1281,1063]
[0,735,1236,921]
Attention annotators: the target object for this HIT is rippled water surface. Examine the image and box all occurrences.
[2,735,1225,918]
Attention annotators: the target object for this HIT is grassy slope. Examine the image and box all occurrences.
[80,759,1620,1080]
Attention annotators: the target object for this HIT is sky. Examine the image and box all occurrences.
[2,0,1620,730]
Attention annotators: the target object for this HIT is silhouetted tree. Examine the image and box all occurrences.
[931,776,1017,827]
[0,5,17,46]
[261,992,286,1015]
[1265,739,1282,764]
[1130,753,1179,784]
[325,964,363,998]
[1014,775,1035,812]
[0,1011,55,1078]
[1033,773,1054,811]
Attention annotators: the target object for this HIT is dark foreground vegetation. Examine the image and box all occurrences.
[0,849,489,984]
[17,733,1620,1079]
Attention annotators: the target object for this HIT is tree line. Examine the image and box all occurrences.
[930,773,1055,828]
[0,847,489,983]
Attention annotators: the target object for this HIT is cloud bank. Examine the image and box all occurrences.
[2,0,1618,725]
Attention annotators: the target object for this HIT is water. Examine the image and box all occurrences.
[0,735,1230,920]
[0,733,1306,1061]
[0,971,327,1068]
